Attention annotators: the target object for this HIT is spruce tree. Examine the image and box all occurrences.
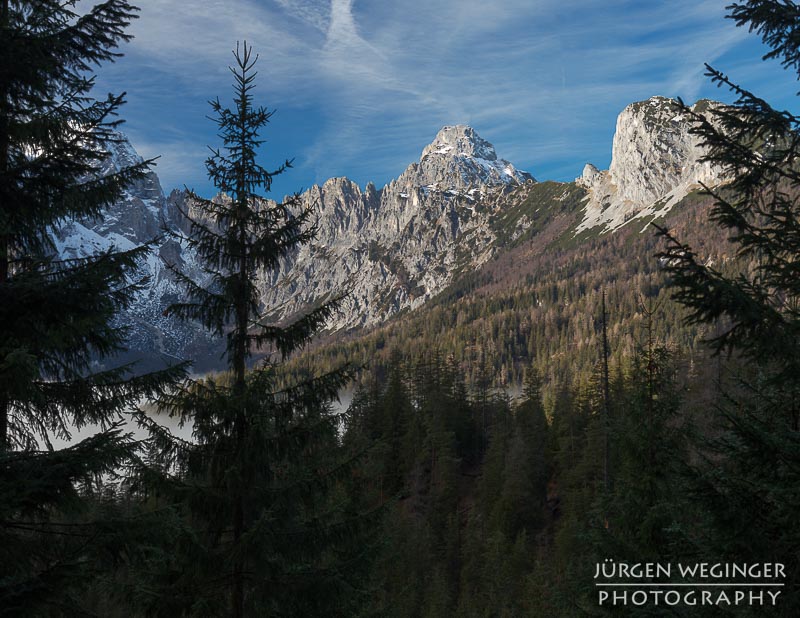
[0,1,183,613]
[655,0,800,609]
[151,42,367,617]
[594,332,688,577]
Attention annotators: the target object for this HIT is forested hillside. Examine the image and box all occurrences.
[291,184,731,401]
[279,184,741,615]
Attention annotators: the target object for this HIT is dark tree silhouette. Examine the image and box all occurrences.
[656,0,800,610]
[0,1,183,613]
[150,42,369,617]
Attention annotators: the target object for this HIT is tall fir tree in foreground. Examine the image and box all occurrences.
[656,0,800,610]
[0,0,183,613]
[149,42,370,617]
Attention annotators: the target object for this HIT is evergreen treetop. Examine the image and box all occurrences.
[146,42,370,618]
[165,42,336,373]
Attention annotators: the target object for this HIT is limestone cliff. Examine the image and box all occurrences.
[576,96,723,232]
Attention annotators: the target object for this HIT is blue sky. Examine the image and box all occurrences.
[95,0,799,198]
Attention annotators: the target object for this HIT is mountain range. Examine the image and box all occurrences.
[55,96,723,372]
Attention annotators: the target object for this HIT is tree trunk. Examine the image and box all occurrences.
[601,291,611,496]
[0,0,10,450]
[231,72,250,617]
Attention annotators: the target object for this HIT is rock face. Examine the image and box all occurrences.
[576,96,723,232]
[55,127,533,367]
[579,163,602,186]
[53,100,730,369]
[259,125,533,331]
[52,135,216,372]
[418,125,532,189]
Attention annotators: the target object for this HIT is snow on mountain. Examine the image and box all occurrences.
[418,125,533,190]
[51,134,216,371]
[258,125,534,332]
[55,100,729,370]
[52,127,533,368]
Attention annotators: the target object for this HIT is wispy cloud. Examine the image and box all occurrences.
[274,0,331,32]
[99,0,785,192]
[292,0,755,183]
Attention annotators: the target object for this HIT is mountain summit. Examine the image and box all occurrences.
[259,125,534,334]
[422,125,500,161]
[576,96,723,232]
[416,125,533,190]
[53,125,532,367]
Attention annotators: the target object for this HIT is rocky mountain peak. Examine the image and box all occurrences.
[577,163,602,187]
[421,125,498,162]
[96,130,146,176]
[576,96,724,233]
[411,125,533,192]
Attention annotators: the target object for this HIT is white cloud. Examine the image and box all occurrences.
[124,132,209,192]
[123,0,323,102]
[273,0,331,32]
[292,0,754,183]
[111,0,779,189]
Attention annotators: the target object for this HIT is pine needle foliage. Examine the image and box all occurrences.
[151,43,369,617]
[0,1,185,613]
[656,2,800,388]
[655,0,800,610]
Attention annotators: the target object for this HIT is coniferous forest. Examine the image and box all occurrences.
[3,1,800,616]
